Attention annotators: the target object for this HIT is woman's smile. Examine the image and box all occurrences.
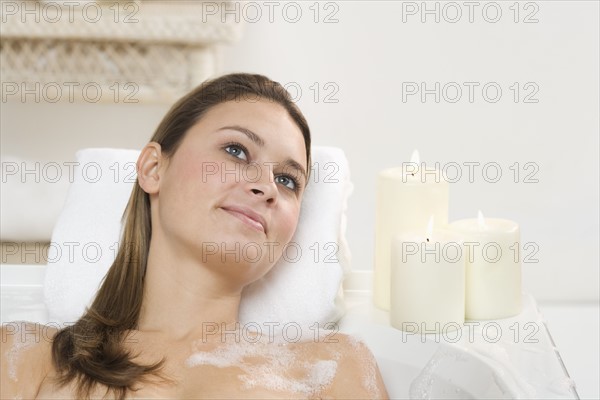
[220,206,267,234]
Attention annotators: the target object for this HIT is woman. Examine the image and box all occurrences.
[1,73,389,399]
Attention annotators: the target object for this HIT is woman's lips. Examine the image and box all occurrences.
[221,207,266,234]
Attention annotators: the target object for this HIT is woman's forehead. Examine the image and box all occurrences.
[201,99,296,129]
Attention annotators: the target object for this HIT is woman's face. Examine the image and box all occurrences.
[150,99,308,286]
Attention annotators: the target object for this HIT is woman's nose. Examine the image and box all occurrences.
[246,165,277,201]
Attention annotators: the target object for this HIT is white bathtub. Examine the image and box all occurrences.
[1,265,579,399]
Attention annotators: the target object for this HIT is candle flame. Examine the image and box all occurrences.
[478,210,486,228]
[410,149,420,164]
[426,215,434,240]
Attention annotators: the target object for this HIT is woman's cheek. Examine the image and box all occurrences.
[280,203,301,243]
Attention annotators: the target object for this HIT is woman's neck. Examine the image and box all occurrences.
[136,240,243,341]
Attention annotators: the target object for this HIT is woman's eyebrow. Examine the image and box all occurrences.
[218,125,265,147]
[218,125,307,181]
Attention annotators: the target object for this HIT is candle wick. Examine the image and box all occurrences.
[426,238,429,242]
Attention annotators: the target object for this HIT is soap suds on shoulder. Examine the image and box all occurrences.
[186,329,340,396]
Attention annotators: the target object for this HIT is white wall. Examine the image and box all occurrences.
[1,102,169,163]
[219,1,599,302]
[2,1,598,302]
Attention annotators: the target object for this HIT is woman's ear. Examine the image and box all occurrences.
[137,142,164,195]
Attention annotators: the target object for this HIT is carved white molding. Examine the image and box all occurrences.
[0,1,244,103]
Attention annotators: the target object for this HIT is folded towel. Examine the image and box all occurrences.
[44,148,140,324]
[44,147,353,327]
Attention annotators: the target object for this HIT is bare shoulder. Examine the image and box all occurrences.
[1,321,58,399]
[313,331,389,399]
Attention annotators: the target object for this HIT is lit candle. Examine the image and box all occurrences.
[449,211,522,320]
[390,216,465,333]
[374,150,449,310]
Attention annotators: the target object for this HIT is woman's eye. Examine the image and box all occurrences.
[224,144,248,161]
[275,175,297,191]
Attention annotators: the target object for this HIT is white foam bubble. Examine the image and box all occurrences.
[7,332,36,382]
[307,359,338,389]
[186,333,339,396]
[344,334,382,397]
[186,346,244,368]
[362,360,381,398]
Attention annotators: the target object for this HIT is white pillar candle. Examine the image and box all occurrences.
[374,151,449,310]
[449,211,522,320]
[390,217,465,333]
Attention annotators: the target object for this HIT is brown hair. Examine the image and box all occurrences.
[51,73,311,399]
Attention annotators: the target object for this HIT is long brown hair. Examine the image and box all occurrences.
[51,73,311,399]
